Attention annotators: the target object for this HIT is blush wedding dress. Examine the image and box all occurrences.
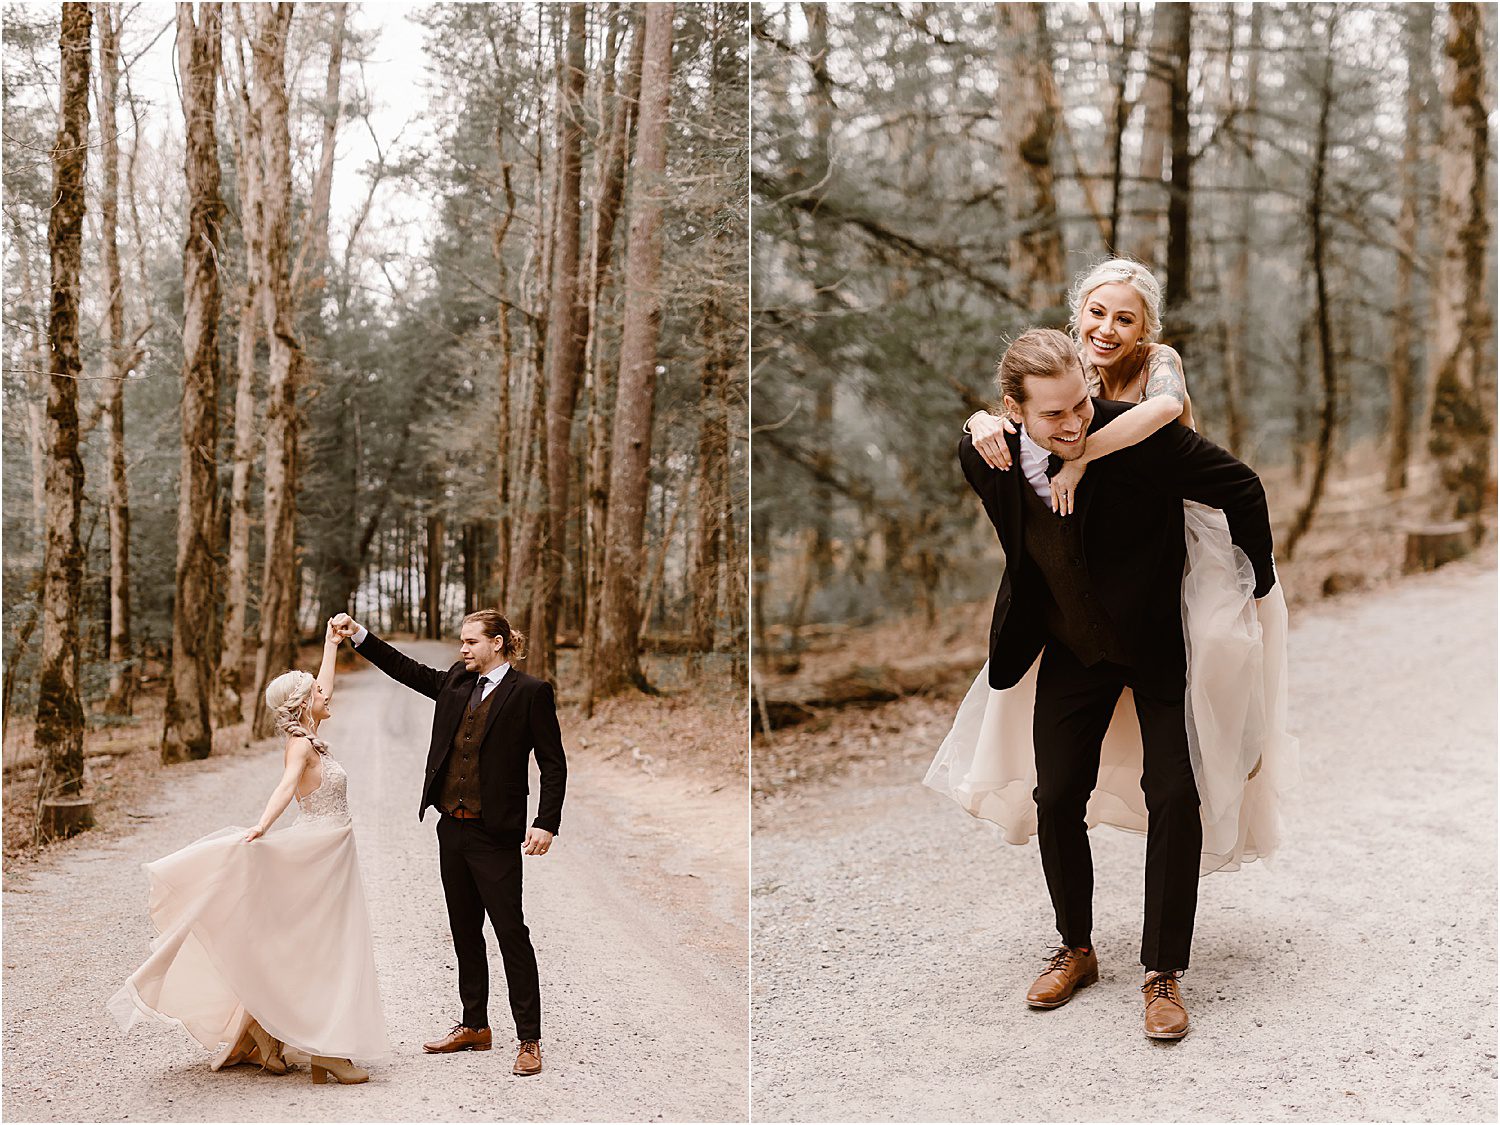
[924,501,1300,875]
[107,748,391,1063]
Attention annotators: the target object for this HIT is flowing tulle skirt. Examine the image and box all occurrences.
[924,503,1299,875]
[107,815,391,1062]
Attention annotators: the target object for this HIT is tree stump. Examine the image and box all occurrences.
[39,797,94,840]
[1402,522,1471,574]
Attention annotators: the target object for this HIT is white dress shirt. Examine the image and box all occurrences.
[1017,426,1054,500]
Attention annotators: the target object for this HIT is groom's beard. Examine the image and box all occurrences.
[1042,433,1086,460]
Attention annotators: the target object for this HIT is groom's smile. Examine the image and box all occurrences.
[1004,363,1093,461]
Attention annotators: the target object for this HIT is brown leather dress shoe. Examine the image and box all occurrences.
[423,1024,493,1053]
[1025,945,1099,1009]
[1142,971,1190,1040]
[513,1039,542,1076]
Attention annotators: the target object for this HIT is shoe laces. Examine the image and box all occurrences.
[519,1039,540,1056]
[1142,971,1182,1004]
[1042,945,1080,974]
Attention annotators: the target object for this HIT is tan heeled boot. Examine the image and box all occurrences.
[311,1056,370,1085]
[246,1020,290,1076]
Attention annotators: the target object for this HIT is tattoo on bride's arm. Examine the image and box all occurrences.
[1144,348,1186,407]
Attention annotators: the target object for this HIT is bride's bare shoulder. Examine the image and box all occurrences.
[283,736,316,764]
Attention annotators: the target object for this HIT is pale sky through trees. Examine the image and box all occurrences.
[11,1,437,301]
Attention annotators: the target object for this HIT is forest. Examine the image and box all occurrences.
[3,2,748,840]
[751,2,1495,675]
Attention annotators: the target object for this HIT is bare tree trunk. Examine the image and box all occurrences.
[494,158,517,605]
[1127,2,1173,267]
[994,2,1064,311]
[1426,1,1493,529]
[583,10,644,711]
[291,3,344,297]
[1104,2,1138,251]
[217,15,262,730]
[1163,2,1193,306]
[250,3,303,739]
[595,3,674,698]
[424,514,445,638]
[795,3,835,651]
[1283,15,1339,560]
[162,1,224,764]
[639,480,684,637]
[690,301,731,653]
[1220,2,1261,456]
[1386,2,1433,493]
[532,2,589,683]
[16,240,50,554]
[508,28,557,665]
[96,3,145,716]
[35,0,93,834]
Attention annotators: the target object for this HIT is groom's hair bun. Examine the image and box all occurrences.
[462,608,527,661]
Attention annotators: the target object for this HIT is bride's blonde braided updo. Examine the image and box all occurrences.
[263,670,328,755]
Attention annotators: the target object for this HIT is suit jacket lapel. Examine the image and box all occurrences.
[1004,427,1026,565]
[478,671,522,745]
[435,671,482,751]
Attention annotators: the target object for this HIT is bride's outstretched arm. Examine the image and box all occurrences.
[316,618,342,702]
[244,738,316,842]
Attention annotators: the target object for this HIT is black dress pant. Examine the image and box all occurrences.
[436,814,541,1039]
[1031,642,1202,972]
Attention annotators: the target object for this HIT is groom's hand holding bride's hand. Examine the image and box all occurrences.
[330,612,361,640]
[523,828,553,856]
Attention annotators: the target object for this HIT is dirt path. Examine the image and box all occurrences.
[751,560,1497,1122]
[4,643,747,1122]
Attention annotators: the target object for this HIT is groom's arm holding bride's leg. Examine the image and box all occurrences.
[330,613,447,700]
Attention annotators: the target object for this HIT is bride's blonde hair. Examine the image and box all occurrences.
[263,671,328,754]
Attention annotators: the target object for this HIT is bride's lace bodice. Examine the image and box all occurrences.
[295,752,350,823]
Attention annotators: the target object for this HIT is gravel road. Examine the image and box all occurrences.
[4,643,748,1123]
[751,561,1498,1122]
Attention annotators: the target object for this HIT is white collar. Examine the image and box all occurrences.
[1018,425,1049,463]
[1016,425,1053,498]
[478,662,511,686]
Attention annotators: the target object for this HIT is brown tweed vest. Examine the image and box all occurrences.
[436,679,499,814]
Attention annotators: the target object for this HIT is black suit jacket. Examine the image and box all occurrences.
[352,631,567,836]
[959,398,1276,697]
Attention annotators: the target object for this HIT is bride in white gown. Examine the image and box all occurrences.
[108,621,388,1083]
[924,259,1299,874]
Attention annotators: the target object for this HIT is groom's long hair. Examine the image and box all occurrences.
[462,608,528,661]
[997,328,1077,406]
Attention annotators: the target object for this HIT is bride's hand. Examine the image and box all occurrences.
[243,825,265,843]
[325,617,344,647]
[967,411,1015,471]
[1050,458,1087,516]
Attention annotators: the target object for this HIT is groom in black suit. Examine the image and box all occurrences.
[958,329,1275,1040]
[332,608,566,1075]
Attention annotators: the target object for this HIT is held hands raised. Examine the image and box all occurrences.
[967,411,1016,471]
[329,613,362,642]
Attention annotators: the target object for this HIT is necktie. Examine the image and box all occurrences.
[467,677,487,712]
